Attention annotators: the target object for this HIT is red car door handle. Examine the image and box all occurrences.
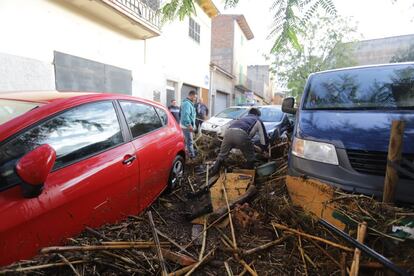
[122,155,136,165]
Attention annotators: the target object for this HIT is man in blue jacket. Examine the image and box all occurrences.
[210,108,268,175]
[180,90,197,158]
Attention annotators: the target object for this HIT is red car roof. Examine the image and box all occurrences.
[0,91,97,104]
[0,91,164,107]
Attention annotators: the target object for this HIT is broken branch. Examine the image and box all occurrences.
[148,211,168,276]
[41,243,169,254]
[156,229,197,259]
[57,254,81,276]
[272,223,353,252]
[0,260,88,273]
[161,248,197,266]
[184,248,215,276]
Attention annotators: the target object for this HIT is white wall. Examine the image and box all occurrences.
[145,3,212,103]
[0,52,55,91]
[212,71,233,94]
[133,62,166,104]
[211,68,233,112]
[0,0,212,106]
[0,0,146,94]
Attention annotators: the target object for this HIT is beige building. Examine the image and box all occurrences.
[272,92,285,105]
[211,14,254,113]
[247,65,272,104]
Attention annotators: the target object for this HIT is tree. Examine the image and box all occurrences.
[271,15,358,99]
[160,0,337,53]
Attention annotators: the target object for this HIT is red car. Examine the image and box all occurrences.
[0,91,185,266]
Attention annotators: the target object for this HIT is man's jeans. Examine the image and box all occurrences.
[217,128,255,162]
[182,128,195,158]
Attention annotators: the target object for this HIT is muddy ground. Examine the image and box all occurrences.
[2,137,414,275]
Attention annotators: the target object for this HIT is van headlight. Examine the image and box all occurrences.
[292,138,339,165]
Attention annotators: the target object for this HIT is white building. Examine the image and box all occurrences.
[144,0,218,107]
[0,0,218,107]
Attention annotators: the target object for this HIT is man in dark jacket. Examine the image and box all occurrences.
[210,108,268,175]
[168,99,180,122]
[195,98,209,132]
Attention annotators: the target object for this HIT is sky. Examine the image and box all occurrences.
[216,0,414,65]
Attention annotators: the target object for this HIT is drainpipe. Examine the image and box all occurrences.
[209,65,215,116]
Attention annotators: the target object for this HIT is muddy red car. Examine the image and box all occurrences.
[0,92,185,266]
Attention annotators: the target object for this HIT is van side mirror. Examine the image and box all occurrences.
[282,97,297,114]
[16,144,56,198]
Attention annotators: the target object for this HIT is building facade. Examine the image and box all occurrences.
[0,0,218,107]
[210,63,234,115]
[247,65,272,104]
[210,14,253,114]
[272,92,285,105]
[0,0,161,96]
[144,0,218,107]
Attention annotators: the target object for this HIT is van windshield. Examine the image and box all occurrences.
[0,99,41,125]
[303,64,414,110]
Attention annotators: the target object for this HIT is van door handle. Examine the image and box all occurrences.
[122,155,136,165]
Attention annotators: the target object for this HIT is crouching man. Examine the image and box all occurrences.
[210,108,269,175]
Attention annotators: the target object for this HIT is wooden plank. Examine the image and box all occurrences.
[209,173,252,211]
[191,172,254,225]
[383,120,405,203]
[350,222,368,276]
[286,176,345,230]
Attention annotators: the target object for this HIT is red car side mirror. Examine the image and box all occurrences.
[16,144,56,198]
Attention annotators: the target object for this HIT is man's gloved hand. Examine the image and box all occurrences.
[254,145,262,153]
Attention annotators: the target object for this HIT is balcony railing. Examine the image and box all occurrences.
[110,0,161,30]
[63,0,161,39]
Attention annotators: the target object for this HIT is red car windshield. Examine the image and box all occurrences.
[0,99,41,125]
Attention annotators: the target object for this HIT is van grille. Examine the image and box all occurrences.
[347,150,414,179]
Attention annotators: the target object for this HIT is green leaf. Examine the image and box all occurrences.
[287,27,302,51]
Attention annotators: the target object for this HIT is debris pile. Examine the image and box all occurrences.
[2,135,414,275]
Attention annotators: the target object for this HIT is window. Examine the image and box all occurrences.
[189,17,200,43]
[120,101,163,138]
[258,107,284,122]
[155,107,168,125]
[0,101,123,191]
[216,108,248,119]
[304,64,414,110]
